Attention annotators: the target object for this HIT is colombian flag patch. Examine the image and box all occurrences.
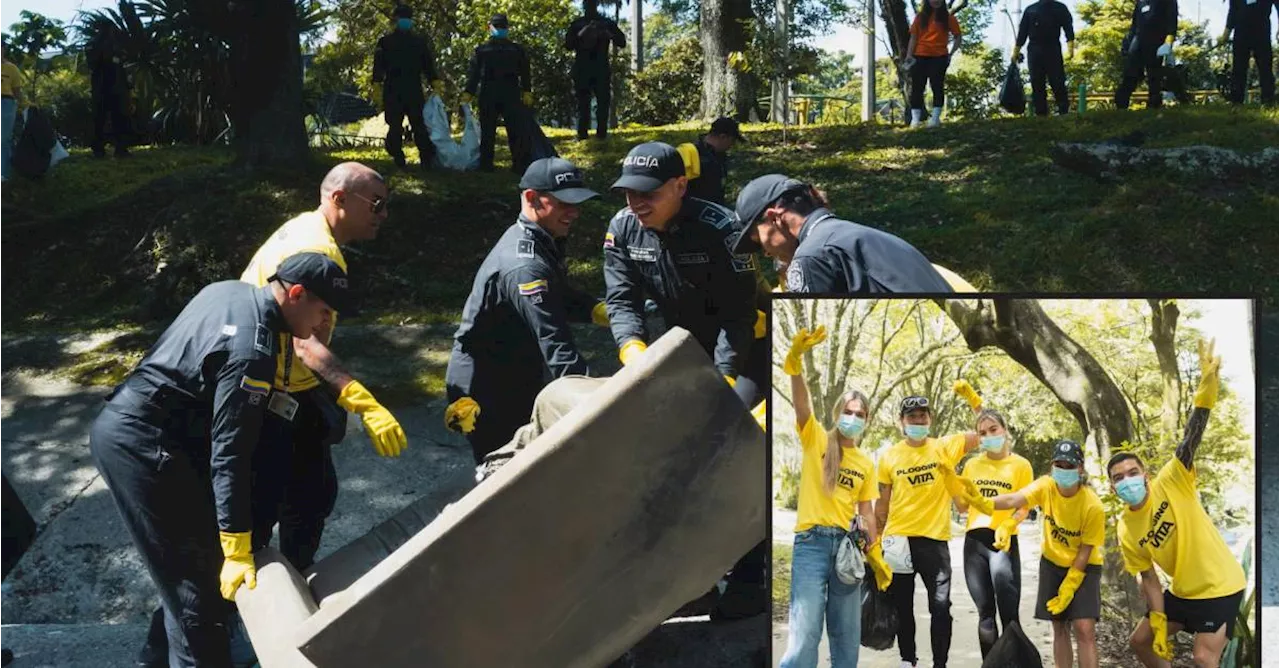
[603,232,615,248]
[518,279,549,296]
[240,376,272,395]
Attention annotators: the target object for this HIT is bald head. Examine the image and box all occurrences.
[320,162,384,203]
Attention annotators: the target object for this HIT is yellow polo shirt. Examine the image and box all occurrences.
[793,415,878,533]
[2,60,21,98]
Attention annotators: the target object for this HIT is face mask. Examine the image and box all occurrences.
[837,415,866,438]
[396,18,413,30]
[1115,475,1147,505]
[491,28,508,38]
[980,435,1006,452]
[1051,466,1080,489]
[903,424,930,441]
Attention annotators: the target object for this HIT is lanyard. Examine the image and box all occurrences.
[281,334,293,393]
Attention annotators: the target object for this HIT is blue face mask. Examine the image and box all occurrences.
[1115,475,1147,505]
[837,415,866,438]
[903,424,930,441]
[980,435,1006,452]
[1051,466,1081,489]
[396,18,413,30]
[491,28,508,38]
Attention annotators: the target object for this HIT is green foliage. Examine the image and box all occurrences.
[4,11,68,66]
[620,31,702,125]
[772,542,792,621]
[776,463,801,510]
[1071,0,1226,96]
[33,67,94,145]
[944,42,1008,119]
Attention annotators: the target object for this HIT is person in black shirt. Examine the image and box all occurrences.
[1011,0,1075,115]
[86,25,132,158]
[464,14,534,172]
[1223,0,1278,105]
[680,117,746,206]
[565,1,626,140]
[1115,0,1179,109]
[373,5,442,170]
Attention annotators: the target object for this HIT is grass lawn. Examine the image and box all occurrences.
[773,542,791,623]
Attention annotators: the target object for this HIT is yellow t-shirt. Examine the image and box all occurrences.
[1022,476,1106,568]
[793,415,878,533]
[962,452,1034,533]
[1118,459,1246,600]
[241,210,347,392]
[878,433,968,541]
[2,60,21,97]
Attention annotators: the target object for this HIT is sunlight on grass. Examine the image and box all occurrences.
[773,543,792,623]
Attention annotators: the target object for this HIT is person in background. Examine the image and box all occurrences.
[464,14,534,173]
[1114,0,1179,110]
[1,45,21,181]
[565,0,625,141]
[903,0,963,127]
[1011,0,1075,116]
[1222,0,1278,105]
[373,4,442,170]
[87,25,133,158]
[678,117,746,206]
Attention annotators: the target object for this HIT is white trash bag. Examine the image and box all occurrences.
[422,94,479,171]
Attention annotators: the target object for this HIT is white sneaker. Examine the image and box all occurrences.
[909,119,922,128]
[899,662,917,668]
[926,116,941,128]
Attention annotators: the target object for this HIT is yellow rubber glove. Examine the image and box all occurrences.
[750,400,766,430]
[338,381,407,457]
[430,79,444,94]
[219,531,256,601]
[521,91,534,106]
[724,375,737,388]
[993,516,1019,552]
[461,92,474,104]
[619,339,648,366]
[953,379,982,411]
[1046,567,1087,615]
[782,326,827,376]
[676,142,702,179]
[754,310,766,339]
[1066,40,1075,60]
[867,541,894,591]
[1011,44,1021,62]
[1150,611,1173,660]
[1193,338,1221,409]
[591,302,610,327]
[445,397,481,434]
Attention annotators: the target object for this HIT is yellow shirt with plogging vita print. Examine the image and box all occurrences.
[793,415,878,533]
[241,210,348,392]
[1022,476,1106,569]
[1118,459,1246,600]
[963,453,1034,533]
[878,433,968,541]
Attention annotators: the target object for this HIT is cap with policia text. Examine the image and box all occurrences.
[268,252,356,314]
[519,157,600,204]
[728,173,808,254]
[710,117,747,142]
[611,142,686,193]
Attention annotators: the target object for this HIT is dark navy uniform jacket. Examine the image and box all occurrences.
[373,29,438,102]
[464,37,531,100]
[1016,0,1075,48]
[105,281,284,534]
[446,216,597,403]
[783,208,953,294]
[1128,0,1178,42]
[602,197,756,377]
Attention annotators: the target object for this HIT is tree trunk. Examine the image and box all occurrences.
[939,297,1144,618]
[225,0,308,166]
[880,0,914,120]
[700,0,753,120]
[1148,299,1182,443]
[770,0,789,123]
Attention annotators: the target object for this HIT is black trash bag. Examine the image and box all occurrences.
[509,105,558,174]
[981,621,1044,668]
[860,574,899,651]
[999,62,1026,115]
[13,107,57,179]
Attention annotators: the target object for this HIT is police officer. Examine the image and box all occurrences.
[678,117,746,206]
[86,25,131,158]
[90,253,352,668]
[463,14,534,173]
[603,141,758,398]
[729,174,954,293]
[1223,0,1278,105]
[444,157,607,464]
[565,1,626,141]
[1012,0,1075,116]
[373,5,441,170]
[1115,0,1179,109]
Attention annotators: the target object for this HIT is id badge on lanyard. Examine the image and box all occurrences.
[267,336,300,421]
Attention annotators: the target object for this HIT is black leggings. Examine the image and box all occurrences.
[889,536,953,668]
[910,55,951,110]
[963,529,1022,657]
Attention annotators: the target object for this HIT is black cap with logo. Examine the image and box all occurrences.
[490,14,508,29]
[727,173,808,254]
[268,252,355,314]
[519,157,599,204]
[710,117,747,142]
[611,142,686,193]
[1051,440,1085,467]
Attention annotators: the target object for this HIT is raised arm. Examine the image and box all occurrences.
[782,326,827,428]
[1177,339,1220,469]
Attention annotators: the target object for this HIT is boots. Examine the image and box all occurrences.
[909,108,923,128]
[928,107,942,127]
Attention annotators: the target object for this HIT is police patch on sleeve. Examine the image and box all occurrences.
[519,279,549,304]
[603,232,615,249]
[240,376,272,396]
[786,263,809,292]
[517,239,536,258]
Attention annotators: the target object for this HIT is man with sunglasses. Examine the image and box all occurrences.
[444,157,607,464]
[728,173,952,293]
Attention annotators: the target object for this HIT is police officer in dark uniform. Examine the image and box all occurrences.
[464,14,534,173]
[730,174,953,293]
[1223,0,1278,105]
[86,25,131,158]
[1012,0,1075,116]
[565,1,626,141]
[444,157,607,464]
[89,253,352,667]
[1115,0,1179,109]
[373,5,441,170]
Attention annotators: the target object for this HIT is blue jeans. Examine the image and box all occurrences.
[2,97,16,180]
[781,526,864,668]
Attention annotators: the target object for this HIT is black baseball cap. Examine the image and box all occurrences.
[490,14,509,28]
[899,395,931,417]
[709,117,747,142]
[1051,440,1085,467]
[611,142,686,193]
[728,174,807,253]
[269,252,355,314]
[393,4,412,18]
[519,157,599,204]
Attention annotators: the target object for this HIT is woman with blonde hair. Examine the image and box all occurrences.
[778,325,886,668]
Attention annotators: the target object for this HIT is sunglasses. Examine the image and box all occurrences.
[349,192,387,214]
[901,396,930,410]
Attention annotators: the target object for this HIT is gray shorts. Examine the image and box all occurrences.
[1034,558,1102,621]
